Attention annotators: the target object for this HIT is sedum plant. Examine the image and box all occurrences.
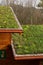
[0,6,19,28]
[13,25,43,55]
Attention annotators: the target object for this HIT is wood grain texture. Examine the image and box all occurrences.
[0,33,11,49]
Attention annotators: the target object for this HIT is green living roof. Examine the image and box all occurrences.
[13,25,43,55]
[0,6,19,28]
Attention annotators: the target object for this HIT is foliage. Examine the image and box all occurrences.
[11,4,43,25]
[38,0,43,7]
[0,6,19,28]
[13,25,43,55]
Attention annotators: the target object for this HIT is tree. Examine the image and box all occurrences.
[6,0,9,5]
[25,0,33,7]
[38,0,43,7]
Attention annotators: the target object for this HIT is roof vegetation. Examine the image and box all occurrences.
[0,6,19,28]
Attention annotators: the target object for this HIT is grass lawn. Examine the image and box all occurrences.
[13,25,43,55]
[0,6,19,28]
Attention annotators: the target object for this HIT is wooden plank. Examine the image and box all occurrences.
[0,33,11,45]
[11,40,43,60]
[0,33,11,49]
[14,55,43,60]
[0,29,23,33]
[0,45,8,50]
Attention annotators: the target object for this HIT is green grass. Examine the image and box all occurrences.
[13,25,43,55]
[0,6,19,28]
